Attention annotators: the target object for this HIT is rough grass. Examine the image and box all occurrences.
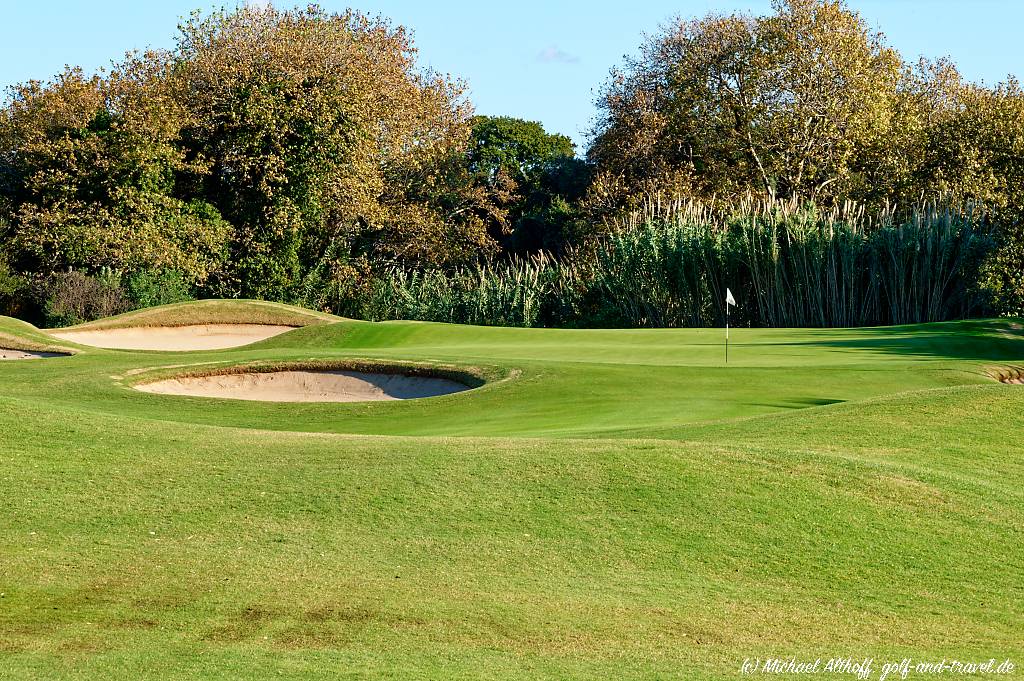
[0,307,1022,679]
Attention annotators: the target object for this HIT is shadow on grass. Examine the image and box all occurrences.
[746,397,845,410]
[798,319,1024,363]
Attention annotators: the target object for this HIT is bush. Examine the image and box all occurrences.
[36,268,195,327]
[39,269,131,328]
[297,246,374,318]
[0,257,31,318]
[124,270,193,310]
[981,222,1024,317]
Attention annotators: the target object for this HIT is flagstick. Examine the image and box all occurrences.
[725,303,729,364]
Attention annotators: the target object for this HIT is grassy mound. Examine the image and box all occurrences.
[0,315,77,354]
[49,299,342,331]
[0,309,1022,679]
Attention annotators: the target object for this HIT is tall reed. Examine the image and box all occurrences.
[358,198,993,328]
[364,258,552,327]
[583,198,992,327]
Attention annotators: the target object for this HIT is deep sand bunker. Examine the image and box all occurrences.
[49,324,296,351]
[0,348,66,360]
[135,370,471,402]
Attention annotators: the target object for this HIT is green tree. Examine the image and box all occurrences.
[172,6,502,299]
[919,78,1024,315]
[0,62,229,284]
[588,0,904,206]
[468,116,587,253]
[469,116,575,185]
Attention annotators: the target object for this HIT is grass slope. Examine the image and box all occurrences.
[48,299,342,331]
[0,316,78,354]
[1,302,1022,679]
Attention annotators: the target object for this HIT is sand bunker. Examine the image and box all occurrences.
[49,324,296,351]
[0,348,66,360]
[135,370,470,402]
[995,367,1024,384]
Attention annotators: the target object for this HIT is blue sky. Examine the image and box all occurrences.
[2,1,1022,150]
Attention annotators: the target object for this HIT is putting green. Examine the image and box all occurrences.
[1,301,1022,680]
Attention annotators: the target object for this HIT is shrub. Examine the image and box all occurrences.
[0,257,31,318]
[297,246,374,318]
[980,222,1024,317]
[38,269,131,328]
[124,270,193,310]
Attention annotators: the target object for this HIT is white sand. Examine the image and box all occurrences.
[49,324,297,351]
[0,348,65,360]
[135,370,470,402]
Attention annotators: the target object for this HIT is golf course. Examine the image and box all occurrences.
[1,299,1022,679]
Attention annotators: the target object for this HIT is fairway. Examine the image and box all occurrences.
[1,301,1023,679]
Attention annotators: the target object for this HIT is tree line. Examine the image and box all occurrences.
[1,0,1021,327]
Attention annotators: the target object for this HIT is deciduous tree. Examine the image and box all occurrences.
[171,6,500,298]
[589,0,904,205]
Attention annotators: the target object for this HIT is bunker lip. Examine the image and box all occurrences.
[135,368,472,402]
[48,324,298,351]
[0,347,70,360]
[130,360,488,403]
[990,366,1024,384]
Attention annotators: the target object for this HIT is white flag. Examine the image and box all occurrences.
[725,288,736,307]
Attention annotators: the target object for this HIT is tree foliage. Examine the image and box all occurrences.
[1,0,1023,321]
[171,7,500,298]
[585,0,1024,313]
[468,116,589,253]
[588,1,1023,207]
[469,116,574,185]
[0,5,506,304]
[0,63,228,284]
[589,0,908,205]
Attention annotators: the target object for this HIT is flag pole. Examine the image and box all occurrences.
[724,287,735,364]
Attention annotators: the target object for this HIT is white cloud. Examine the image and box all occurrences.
[537,45,580,65]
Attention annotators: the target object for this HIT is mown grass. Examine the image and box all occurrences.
[0,301,1022,679]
